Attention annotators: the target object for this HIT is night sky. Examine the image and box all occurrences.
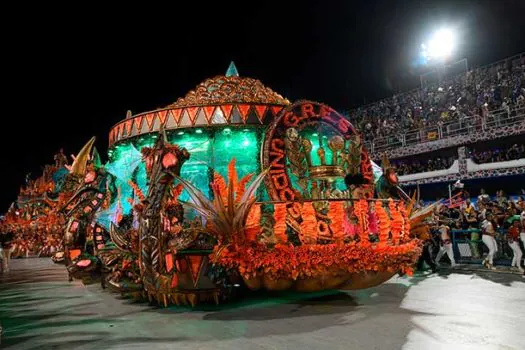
[2,0,524,211]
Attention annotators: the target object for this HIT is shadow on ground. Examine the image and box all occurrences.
[9,258,510,349]
[435,266,524,287]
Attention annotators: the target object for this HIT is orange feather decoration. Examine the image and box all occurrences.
[227,158,238,194]
[236,173,254,201]
[245,204,261,242]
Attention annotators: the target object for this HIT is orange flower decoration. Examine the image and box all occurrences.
[273,203,288,243]
[389,199,403,244]
[300,202,318,244]
[375,200,390,244]
[355,199,369,243]
[328,201,345,242]
[212,240,422,280]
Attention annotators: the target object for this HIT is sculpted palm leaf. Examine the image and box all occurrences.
[173,169,267,244]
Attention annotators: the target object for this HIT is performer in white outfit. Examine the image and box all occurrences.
[520,210,525,265]
[507,220,524,272]
[481,214,498,270]
[435,224,457,267]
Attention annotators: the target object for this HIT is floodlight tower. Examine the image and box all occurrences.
[419,28,468,88]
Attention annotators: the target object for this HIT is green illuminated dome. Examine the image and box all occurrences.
[106,63,285,213]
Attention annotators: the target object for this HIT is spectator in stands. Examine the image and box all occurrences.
[461,199,478,228]
[393,156,455,175]
[508,201,522,217]
[478,188,490,204]
[481,213,499,270]
[507,219,524,273]
[487,201,505,227]
[496,190,509,208]
[469,144,525,164]
[477,201,488,221]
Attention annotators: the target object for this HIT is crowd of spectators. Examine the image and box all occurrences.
[387,143,524,176]
[393,156,455,175]
[349,55,525,143]
[434,190,524,230]
[469,143,525,164]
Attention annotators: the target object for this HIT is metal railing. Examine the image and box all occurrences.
[449,228,522,266]
[365,106,525,154]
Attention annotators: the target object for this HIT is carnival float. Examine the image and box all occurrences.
[0,63,435,306]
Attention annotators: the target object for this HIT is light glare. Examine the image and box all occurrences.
[422,28,455,60]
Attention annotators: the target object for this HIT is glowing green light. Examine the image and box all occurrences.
[215,129,258,185]
[177,131,185,135]
[223,128,231,135]
[312,133,318,137]
[195,129,203,134]
[243,129,249,132]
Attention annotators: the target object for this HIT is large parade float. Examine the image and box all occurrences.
[1,63,433,306]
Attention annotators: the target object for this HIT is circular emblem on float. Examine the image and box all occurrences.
[262,100,373,203]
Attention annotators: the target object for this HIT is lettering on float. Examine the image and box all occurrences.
[269,103,354,201]
[282,103,354,137]
[269,139,295,201]
[268,102,356,201]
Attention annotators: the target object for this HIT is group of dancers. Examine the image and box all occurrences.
[418,207,525,274]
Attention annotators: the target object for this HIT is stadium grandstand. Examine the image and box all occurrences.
[346,53,524,199]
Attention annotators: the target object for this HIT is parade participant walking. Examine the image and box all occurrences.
[481,214,498,270]
[435,223,457,268]
[0,230,14,273]
[519,210,525,269]
[416,225,438,273]
[507,220,524,273]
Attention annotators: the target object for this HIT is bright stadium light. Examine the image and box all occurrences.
[421,28,455,61]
